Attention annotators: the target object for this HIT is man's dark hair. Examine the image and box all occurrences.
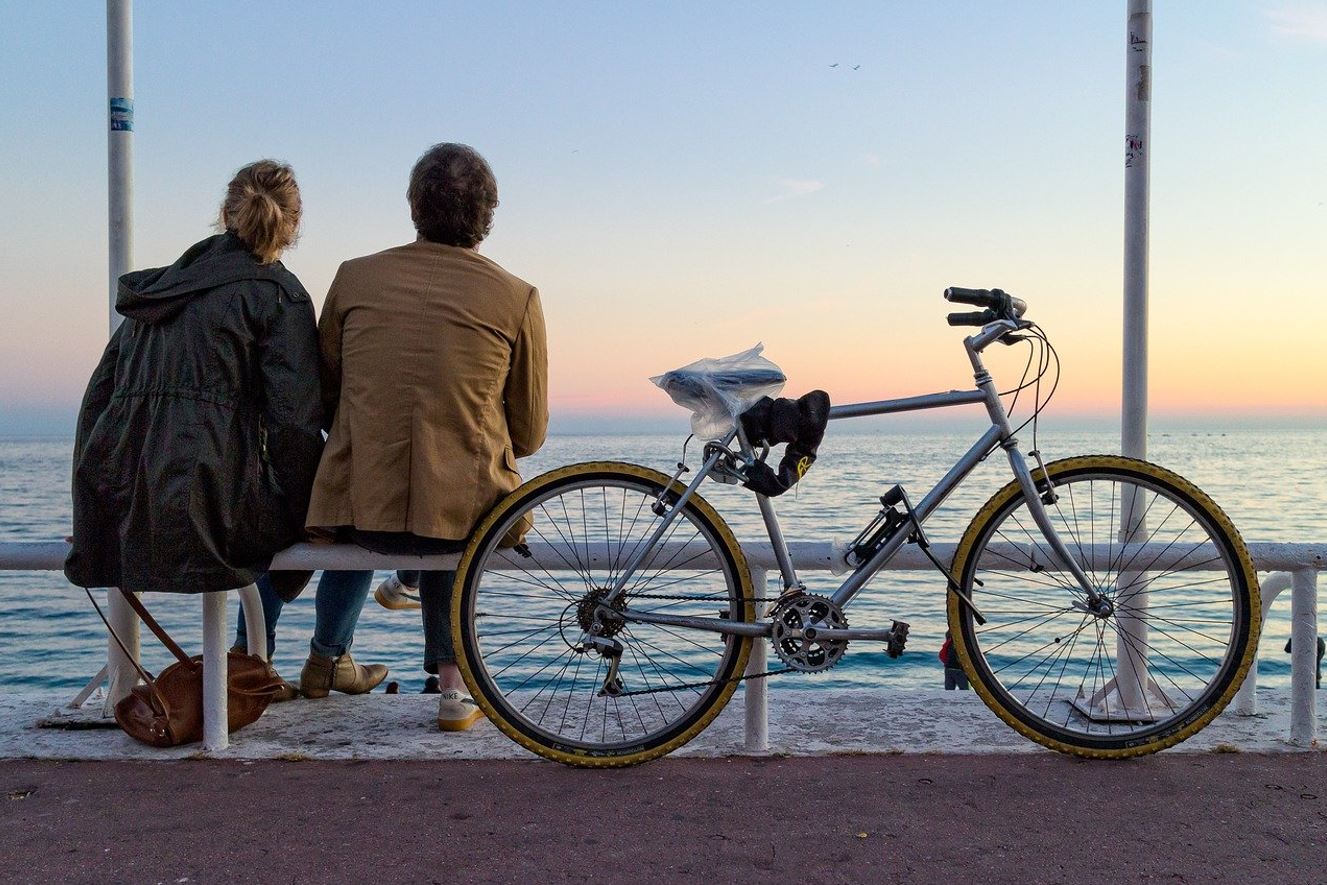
[407,143,498,247]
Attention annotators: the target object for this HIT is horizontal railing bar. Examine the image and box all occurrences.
[2,540,1322,575]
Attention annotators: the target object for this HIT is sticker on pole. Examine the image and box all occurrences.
[109,97,134,132]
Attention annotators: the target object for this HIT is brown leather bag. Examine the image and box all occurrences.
[87,588,285,748]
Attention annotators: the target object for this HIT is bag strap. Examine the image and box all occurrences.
[115,588,194,667]
[83,587,164,697]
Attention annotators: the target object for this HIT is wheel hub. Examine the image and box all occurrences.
[1074,595,1116,619]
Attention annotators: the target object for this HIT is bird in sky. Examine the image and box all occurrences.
[829,63,839,67]
[852,64,861,70]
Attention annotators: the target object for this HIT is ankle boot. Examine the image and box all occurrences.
[299,651,389,699]
[231,644,300,702]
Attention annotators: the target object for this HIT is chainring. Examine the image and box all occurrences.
[769,593,849,673]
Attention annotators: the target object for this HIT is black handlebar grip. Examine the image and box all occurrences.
[944,286,997,308]
[947,311,992,326]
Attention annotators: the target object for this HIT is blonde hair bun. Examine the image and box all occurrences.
[219,160,301,264]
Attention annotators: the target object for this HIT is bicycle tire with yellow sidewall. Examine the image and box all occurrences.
[451,461,755,767]
[946,455,1260,759]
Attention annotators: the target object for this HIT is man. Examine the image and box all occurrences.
[939,630,969,691]
[253,143,548,729]
[1284,635,1326,689]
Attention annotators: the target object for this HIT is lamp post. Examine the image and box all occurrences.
[1123,0,1151,460]
[104,0,139,710]
[1116,0,1153,714]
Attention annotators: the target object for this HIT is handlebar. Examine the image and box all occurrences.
[943,286,997,307]
[946,310,993,327]
[943,286,1027,319]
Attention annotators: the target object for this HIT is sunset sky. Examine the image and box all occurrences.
[1,1,1324,435]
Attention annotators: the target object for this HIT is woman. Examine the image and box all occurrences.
[66,160,323,693]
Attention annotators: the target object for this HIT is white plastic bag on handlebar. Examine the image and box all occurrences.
[650,343,787,439]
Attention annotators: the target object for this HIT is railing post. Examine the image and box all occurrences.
[104,589,140,714]
[1289,569,1318,747]
[238,583,267,660]
[202,590,229,751]
[68,664,110,710]
[1234,572,1292,716]
[743,570,769,754]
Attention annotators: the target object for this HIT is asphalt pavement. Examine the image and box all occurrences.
[3,753,1325,883]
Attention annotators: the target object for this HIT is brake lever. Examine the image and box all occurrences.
[998,319,1036,345]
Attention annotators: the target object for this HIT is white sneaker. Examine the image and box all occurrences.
[437,689,484,732]
[374,574,421,611]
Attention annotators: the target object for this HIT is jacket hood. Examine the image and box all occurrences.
[116,232,299,323]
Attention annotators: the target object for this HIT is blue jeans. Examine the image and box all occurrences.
[385,570,455,672]
[234,572,281,655]
[236,531,462,669]
[354,530,464,672]
[944,667,970,690]
[235,569,373,659]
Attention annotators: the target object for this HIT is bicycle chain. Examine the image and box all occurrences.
[611,664,796,697]
[625,592,782,603]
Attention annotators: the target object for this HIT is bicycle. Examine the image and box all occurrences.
[450,287,1260,766]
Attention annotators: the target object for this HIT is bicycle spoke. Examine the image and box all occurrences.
[463,471,748,758]
[958,466,1252,752]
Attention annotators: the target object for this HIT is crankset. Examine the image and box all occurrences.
[769,593,849,673]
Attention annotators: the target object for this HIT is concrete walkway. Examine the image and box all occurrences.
[2,754,1324,883]
[7,687,1324,760]
[5,687,1324,882]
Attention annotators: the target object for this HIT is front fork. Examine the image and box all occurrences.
[967,328,1104,611]
[999,437,1106,610]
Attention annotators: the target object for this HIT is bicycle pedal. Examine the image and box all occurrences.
[886,620,910,658]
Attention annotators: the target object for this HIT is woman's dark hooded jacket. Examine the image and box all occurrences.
[65,233,323,593]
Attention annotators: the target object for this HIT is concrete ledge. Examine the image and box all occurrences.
[7,687,1322,761]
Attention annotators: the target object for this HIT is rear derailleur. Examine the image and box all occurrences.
[584,634,626,697]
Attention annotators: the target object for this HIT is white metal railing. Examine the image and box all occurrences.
[0,540,1321,752]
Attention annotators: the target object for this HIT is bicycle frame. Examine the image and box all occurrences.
[608,318,1101,638]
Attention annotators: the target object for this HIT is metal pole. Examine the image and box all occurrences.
[238,584,268,660]
[1233,572,1293,716]
[1122,0,1151,460]
[743,570,770,753]
[108,0,133,331]
[1288,569,1318,747]
[202,591,230,751]
[1114,0,1153,713]
[103,0,139,712]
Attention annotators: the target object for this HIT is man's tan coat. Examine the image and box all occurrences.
[306,239,547,540]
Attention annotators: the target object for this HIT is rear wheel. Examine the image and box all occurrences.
[452,462,755,767]
[948,456,1259,757]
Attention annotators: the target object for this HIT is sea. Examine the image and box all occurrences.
[1,428,1323,696]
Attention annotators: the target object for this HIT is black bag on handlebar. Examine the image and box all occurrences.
[739,390,830,497]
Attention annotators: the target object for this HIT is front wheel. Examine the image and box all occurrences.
[948,455,1259,758]
[452,462,755,767]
